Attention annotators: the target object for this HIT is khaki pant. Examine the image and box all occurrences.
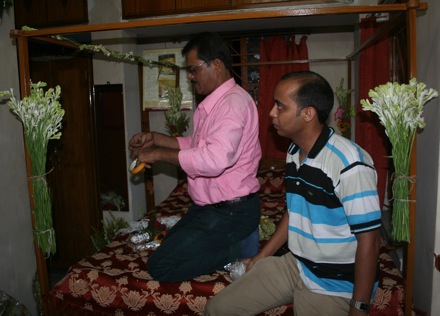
[204,252,350,316]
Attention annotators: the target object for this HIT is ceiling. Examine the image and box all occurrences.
[130,13,359,44]
[62,2,363,45]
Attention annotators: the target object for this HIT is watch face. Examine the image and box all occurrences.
[359,302,369,311]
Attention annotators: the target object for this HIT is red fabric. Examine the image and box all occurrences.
[49,169,404,316]
[258,35,309,159]
[355,18,392,209]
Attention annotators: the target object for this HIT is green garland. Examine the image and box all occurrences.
[1,82,64,257]
[22,26,179,69]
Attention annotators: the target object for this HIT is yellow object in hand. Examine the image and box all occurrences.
[129,159,145,174]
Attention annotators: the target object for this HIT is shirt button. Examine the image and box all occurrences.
[296,181,300,185]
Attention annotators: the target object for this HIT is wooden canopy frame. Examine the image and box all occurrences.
[10,1,427,315]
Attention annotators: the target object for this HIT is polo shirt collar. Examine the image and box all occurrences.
[288,125,334,158]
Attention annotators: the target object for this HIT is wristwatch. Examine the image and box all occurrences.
[350,299,370,313]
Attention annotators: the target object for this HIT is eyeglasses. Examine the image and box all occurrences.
[185,61,206,75]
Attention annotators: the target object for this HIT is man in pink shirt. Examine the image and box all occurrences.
[129,32,262,282]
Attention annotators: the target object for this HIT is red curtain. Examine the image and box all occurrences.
[258,35,309,159]
[355,18,391,209]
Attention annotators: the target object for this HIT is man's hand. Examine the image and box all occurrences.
[243,252,266,272]
[129,132,154,159]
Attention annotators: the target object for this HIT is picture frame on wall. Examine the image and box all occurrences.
[143,47,193,111]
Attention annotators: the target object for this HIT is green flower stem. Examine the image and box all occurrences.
[388,118,415,242]
[361,78,438,243]
[390,137,412,242]
[27,133,56,255]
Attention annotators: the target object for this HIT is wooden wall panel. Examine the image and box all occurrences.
[176,0,231,10]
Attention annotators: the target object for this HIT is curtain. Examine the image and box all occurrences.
[355,17,392,210]
[258,35,309,159]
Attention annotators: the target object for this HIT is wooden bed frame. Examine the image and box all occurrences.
[9,2,427,315]
[48,157,405,315]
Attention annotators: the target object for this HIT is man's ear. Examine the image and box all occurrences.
[211,58,223,73]
[303,106,317,123]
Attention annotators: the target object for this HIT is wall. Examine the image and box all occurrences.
[138,32,354,204]
[414,0,440,314]
[88,0,147,222]
[89,0,354,211]
[137,41,195,205]
[0,12,38,316]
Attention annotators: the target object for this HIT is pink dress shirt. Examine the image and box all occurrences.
[177,78,261,206]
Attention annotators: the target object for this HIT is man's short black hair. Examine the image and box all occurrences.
[182,32,232,70]
[281,71,334,124]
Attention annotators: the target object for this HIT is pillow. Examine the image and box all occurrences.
[258,168,285,194]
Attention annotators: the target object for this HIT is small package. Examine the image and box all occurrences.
[224,260,247,281]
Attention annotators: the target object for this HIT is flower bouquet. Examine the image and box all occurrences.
[334,78,355,139]
[361,78,438,242]
[164,86,190,137]
[1,81,64,256]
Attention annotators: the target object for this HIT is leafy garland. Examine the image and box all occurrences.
[21,26,179,70]
[22,29,189,134]
[361,78,438,242]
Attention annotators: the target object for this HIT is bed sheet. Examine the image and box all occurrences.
[49,170,404,315]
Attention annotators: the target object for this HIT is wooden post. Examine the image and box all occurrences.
[15,32,50,316]
[404,1,419,315]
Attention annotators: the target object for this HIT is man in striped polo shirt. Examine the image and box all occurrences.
[205,71,382,316]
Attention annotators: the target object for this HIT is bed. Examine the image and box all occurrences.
[48,158,404,316]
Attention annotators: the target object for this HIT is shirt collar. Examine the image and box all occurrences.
[288,125,334,158]
[197,77,236,114]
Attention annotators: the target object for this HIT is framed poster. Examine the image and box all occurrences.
[143,48,193,110]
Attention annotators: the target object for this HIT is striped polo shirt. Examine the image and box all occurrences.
[286,125,381,299]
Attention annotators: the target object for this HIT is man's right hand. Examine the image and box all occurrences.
[129,132,154,158]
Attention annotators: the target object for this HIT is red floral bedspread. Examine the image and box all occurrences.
[49,170,404,315]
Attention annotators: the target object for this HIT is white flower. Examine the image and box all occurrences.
[360,78,438,242]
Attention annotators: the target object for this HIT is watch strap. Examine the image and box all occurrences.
[350,299,370,313]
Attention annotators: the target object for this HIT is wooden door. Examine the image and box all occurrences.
[46,0,88,25]
[30,55,101,269]
[122,0,175,18]
[14,0,88,29]
[176,0,231,10]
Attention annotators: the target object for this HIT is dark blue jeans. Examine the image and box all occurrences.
[147,193,261,282]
